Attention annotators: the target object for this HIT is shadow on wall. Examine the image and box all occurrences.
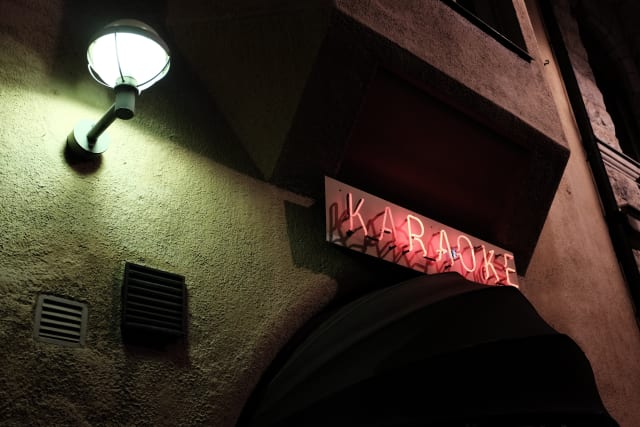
[6,0,264,180]
[284,201,419,308]
[63,145,103,174]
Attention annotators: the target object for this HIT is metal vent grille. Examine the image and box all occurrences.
[34,295,88,347]
[122,262,186,340]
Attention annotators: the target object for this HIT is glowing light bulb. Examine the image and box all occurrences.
[87,20,170,92]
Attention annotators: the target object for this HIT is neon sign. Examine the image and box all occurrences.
[325,176,518,287]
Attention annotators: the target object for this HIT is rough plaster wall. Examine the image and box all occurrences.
[3,1,640,426]
[0,1,363,425]
[553,1,621,151]
[553,1,640,257]
[605,163,640,209]
[554,0,640,158]
[552,0,640,211]
[522,3,640,426]
[165,0,330,180]
[335,0,566,147]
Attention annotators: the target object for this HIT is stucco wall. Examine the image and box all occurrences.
[335,0,566,148]
[521,2,640,426]
[2,0,640,426]
[165,0,330,180]
[551,0,640,214]
[0,1,346,425]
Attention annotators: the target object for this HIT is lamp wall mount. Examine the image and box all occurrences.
[66,20,170,158]
[67,80,137,157]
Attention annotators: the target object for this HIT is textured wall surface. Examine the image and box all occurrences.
[2,0,640,426]
[0,1,343,425]
[165,0,331,180]
[522,2,640,426]
[335,0,566,147]
[552,0,640,287]
[552,1,640,215]
[554,0,620,152]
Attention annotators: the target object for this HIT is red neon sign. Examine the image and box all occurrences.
[325,176,518,287]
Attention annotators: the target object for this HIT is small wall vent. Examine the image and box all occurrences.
[122,262,186,342]
[34,295,88,347]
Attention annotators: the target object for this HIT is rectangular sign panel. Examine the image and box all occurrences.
[325,176,518,287]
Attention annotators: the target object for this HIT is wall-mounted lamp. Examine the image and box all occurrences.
[67,20,170,157]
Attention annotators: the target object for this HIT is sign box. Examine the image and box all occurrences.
[325,176,518,287]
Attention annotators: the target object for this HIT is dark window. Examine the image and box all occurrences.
[442,0,531,60]
[580,25,640,162]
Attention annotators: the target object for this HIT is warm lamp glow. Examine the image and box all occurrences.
[87,20,170,92]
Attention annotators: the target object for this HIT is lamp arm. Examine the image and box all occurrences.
[87,104,117,143]
[87,84,137,143]
[66,82,139,158]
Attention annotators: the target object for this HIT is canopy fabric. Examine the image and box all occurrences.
[241,273,618,427]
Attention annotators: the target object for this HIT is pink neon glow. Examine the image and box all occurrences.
[456,235,476,273]
[502,253,517,287]
[325,177,519,287]
[407,214,427,257]
[436,230,454,266]
[378,206,397,241]
[481,246,499,284]
[347,193,367,236]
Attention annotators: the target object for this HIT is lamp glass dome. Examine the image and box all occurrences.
[87,20,170,92]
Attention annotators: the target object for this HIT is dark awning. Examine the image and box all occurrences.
[240,273,618,426]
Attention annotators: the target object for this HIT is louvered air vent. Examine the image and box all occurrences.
[122,262,186,341]
[34,295,88,347]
